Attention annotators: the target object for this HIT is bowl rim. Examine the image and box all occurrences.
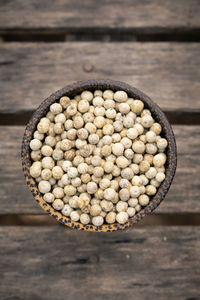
[21,79,177,232]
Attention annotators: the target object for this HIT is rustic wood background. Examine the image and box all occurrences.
[0,1,200,299]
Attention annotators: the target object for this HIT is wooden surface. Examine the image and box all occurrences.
[0,0,200,298]
[0,42,200,113]
[0,0,200,31]
[0,226,200,300]
[0,125,200,214]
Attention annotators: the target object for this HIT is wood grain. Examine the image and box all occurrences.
[0,125,199,214]
[0,43,200,113]
[0,226,199,299]
[0,0,199,31]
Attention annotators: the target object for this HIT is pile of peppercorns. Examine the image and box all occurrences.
[29,89,167,226]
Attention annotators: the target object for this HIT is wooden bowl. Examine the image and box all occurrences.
[21,79,177,232]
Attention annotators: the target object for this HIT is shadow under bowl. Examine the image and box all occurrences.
[21,79,177,232]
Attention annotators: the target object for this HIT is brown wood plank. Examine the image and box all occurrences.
[0,0,199,31]
[0,226,199,299]
[0,125,199,214]
[0,43,200,114]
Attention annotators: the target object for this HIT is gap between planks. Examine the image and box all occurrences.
[1,29,200,43]
[0,214,200,226]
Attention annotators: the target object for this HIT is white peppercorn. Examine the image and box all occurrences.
[52,187,64,199]
[135,204,141,212]
[70,211,80,221]
[45,136,56,147]
[59,96,70,109]
[127,128,138,140]
[52,166,63,180]
[93,167,104,177]
[127,207,136,217]
[150,178,160,188]
[103,124,114,135]
[67,167,78,178]
[94,116,105,129]
[92,216,104,226]
[30,139,42,151]
[101,200,113,212]
[114,91,128,102]
[49,177,56,186]
[141,115,154,128]
[132,140,145,153]
[50,103,62,115]
[131,176,143,186]
[128,198,138,207]
[139,194,149,206]
[81,90,93,101]
[52,199,64,210]
[151,123,162,135]
[153,153,166,167]
[144,154,154,165]
[62,204,73,216]
[119,178,129,189]
[130,100,144,114]
[87,182,98,194]
[103,90,114,99]
[140,174,149,186]
[52,149,63,161]
[116,212,128,224]
[38,180,51,194]
[55,113,66,124]
[106,212,116,224]
[88,133,99,145]
[145,167,157,179]
[116,156,129,168]
[130,186,140,198]
[119,188,130,201]
[146,185,157,195]
[146,143,157,155]
[133,154,143,164]
[71,177,81,187]
[64,185,76,196]
[123,117,134,128]
[104,161,114,173]
[80,213,90,225]
[104,188,116,201]
[157,138,168,150]
[118,103,130,114]
[41,145,53,157]
[139,160,150,172]
[41,169,52,181]
[30,164,41,178]
[44,193,54,203]
[156,172,165,182]
[121,168,133,180]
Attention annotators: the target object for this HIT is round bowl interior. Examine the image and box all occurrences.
[21,79,177,232]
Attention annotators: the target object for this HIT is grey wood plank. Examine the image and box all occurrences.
[0,226,199,300]
[0,0,199,30]
[0,125,199,214]
[0,43,200,113]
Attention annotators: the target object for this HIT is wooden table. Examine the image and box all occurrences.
[0,1,200,299]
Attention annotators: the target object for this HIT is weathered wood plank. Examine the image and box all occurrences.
[0,42,200,113]
[0,125,199,214]
[0,0,199,31]
[0,226,199,299]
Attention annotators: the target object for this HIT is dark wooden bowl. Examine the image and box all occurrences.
[21,79,177,232]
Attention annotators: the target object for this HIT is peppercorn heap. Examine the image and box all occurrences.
[29,89,168,226]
